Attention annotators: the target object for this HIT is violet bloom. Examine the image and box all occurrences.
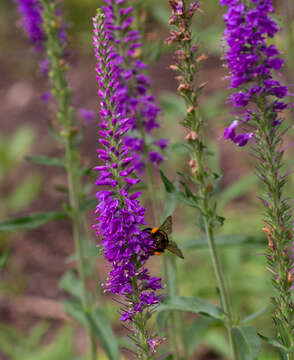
[101,0,165,172]
[221,0,290,146]
[13,0,44,51]
[93,12,162,322]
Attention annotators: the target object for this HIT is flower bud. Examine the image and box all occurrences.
[185,131,198,141]
[197,53,208,63]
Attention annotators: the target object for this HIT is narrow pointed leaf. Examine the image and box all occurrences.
[26,155,65,167]
[0,211,68,231]
[157,296,224,320]
[160,170,176,193]
[258,333,290,352]
[90,308,119,360]
[59,271,84,300]
[182,234,266,250]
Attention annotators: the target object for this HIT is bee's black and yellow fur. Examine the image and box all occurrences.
[144,216,184,259]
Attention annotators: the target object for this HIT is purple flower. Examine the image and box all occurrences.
[79,108,95,125]
[100,0,164,172]
[221,0,290,146]
[93,11,162,322]
[13,0,44,51]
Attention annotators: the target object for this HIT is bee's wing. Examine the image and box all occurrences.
[166,240,184,259]
[159,216,172,235]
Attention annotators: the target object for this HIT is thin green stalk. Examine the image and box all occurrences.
[140,128,181,359]
[40,2,97,359]
[65,142,97,360]
[165,255,181,360]
[204,219,237,360]
[166,2,238,358]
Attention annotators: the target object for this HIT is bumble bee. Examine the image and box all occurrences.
[144,216,184,259]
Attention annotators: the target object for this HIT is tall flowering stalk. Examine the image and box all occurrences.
[221,0,294,355]
[167,1,238,359]
[13,0,44,51]
[93,10,163,359]
[17,0,98,358]
[100,0,167,223]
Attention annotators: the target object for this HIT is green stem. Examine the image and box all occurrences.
[65,140,97,360]
[139,126,182,359]
[204,219,237,360]
[39,2,98,358]
[165,256,181,360]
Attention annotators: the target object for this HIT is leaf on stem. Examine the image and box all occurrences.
[232,326,261,360]
[156,296,224,321]
[0,211,68,231]
[26,155,65,167]
[182,234,266,250]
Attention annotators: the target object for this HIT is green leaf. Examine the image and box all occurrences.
[157,296,224,320]
[26,155,65,167]
[90,308,119,360]
[182,234,266,250]
[258,333,290,352]
[61,300,87,326]
[160,193,177,223]
[27,326,74,360]
[61,300,119,360]
[232,326,261,360]
[0,211,68,231]
[26,321,50,349]
[8,174,42,212]
[0,248,10,269]
[160,170,175,193]
[241,307,268,324]
[8,125,35,164]
[59,271,84,300]
[184,317,217,356]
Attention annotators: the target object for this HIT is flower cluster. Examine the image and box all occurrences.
[93,11,162,322]
[100,0,166,172]
[14,0,44,51]
[221,0,290,146]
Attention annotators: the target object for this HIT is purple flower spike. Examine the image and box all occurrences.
[93,11,162,323]
[221,0,291,146]
[100,0,165,172]
[14,0,44,51]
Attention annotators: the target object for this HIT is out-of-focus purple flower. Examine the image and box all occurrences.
[93,12,162,322]
[79,108,95,125]
[156,139,169,150]
[14,0,44,51]
[149,151,164,165]
[40,91,52,102]
[40,58,49,74]
[101,0,165,171]
[221,0,290,146]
